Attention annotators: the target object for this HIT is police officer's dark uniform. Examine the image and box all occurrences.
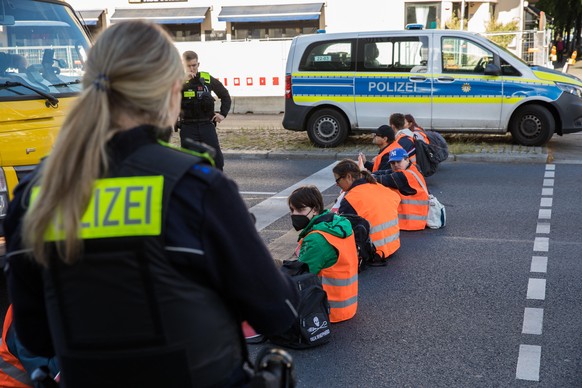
[4,126,298,387]
[179,71,231,171]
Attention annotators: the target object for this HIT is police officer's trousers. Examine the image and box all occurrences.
[180,121,224,170]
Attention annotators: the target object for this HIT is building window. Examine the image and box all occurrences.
[405,2,440,29]
[232,21,319,40]
[205,30,226,41]
[162,24,201,42]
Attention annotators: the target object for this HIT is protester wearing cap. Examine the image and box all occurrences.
[358,125,405,173]
[333,159,401,259]
[374,148,429,230]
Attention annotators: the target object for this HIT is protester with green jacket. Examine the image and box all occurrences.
[288,185,354,274]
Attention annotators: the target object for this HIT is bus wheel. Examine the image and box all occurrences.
[510,105,554,146]
[306,109,349,148]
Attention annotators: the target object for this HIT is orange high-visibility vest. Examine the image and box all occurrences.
[0,306,33,388]
[372,142,403,172]
[397,164,429,230]
[308,231,359,323]
[344,182,400,258]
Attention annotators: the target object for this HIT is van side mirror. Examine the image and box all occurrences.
[484,63,501,76]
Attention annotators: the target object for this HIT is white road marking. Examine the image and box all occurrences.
[545,164,555,171]
[543,179,554,187]
[522,308,544,335]
[250,162,338,231]
[541,188,553,196]
[516,345,541,381]
[527,278,546,300]
[538,209,552,220]
[530,256,548,273]
[535,223,550,234]
[533,237,549,252]
[240,191,277,195]
[544,171,555,178]
[539,197,553,207]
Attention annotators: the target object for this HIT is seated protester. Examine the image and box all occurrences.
[374,148,429,231]
[333,160,401,258]
[289,186,359,323]
[390,112,417,164]
[0,305,59,388]
[404,113,430,144]
[358,125,404,173]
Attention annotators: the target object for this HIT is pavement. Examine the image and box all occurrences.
[222,60,582,165]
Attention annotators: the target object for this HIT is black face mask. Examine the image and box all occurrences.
[291,214,311,231]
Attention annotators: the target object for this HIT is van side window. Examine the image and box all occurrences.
[358,36,428,73]
[299,40,354,71]
[501,58,521,76]
[442,37,494,74]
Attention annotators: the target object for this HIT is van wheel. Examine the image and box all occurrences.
[510,105,554,146]
[306,109,349,148]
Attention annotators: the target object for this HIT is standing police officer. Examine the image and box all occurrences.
[179,50,231,170]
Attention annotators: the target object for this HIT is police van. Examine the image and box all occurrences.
[283,29,582,147]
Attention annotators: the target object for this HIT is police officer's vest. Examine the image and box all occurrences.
[181,71,214,121]
[39,143,242,388]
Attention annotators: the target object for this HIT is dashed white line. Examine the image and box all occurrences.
[516,344,541,381]
[535,223,550,234]
[527,278,546,300]
[538,209,552,220]
[522,308,544,335]
[544,171,555,178]
[533,237,549,251]
[530,256,548,273]
[543,179,554,187]
[539,197,553,207]
[541,188,553,196]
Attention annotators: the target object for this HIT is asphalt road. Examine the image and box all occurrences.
[229,158,582,387]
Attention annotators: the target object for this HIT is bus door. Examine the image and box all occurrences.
[355,35,432,130]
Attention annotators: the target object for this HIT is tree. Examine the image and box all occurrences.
[484,19,519,48]
[537,0,582,54]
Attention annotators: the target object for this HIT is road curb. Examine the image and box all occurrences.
[224,149,549,163]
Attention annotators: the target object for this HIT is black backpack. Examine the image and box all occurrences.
[340,214,387,272]
[267,261,331,349]
[414,130,449,177]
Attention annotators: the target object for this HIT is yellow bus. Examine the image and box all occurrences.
[0,0,90,237]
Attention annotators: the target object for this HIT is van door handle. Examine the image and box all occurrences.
[409,76,426,82]
[437,76,455,83]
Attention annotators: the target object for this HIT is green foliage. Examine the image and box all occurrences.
[484,19,519,48]
[445,15,468,31]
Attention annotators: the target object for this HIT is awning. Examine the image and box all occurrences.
[111,7,209,25]
[77,10,105,26]
[218,3,324,23]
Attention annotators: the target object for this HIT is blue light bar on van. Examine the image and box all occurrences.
[405,23,424,30]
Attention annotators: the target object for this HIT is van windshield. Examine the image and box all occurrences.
[0,0,90,98]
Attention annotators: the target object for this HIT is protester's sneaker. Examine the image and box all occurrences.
[242,321,266,344]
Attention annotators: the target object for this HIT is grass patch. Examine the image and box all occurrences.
[172,125,525,155]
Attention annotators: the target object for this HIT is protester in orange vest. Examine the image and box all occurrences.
[374,148,430,230]
[391,113,417,164]
[0,305,59,388]
[404,114,430,144]
[358,125,404,172]
[288,185,359,322]
[333,159,401,258]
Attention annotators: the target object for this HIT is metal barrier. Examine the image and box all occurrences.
[0,45,82,75]
[481,30,551,67]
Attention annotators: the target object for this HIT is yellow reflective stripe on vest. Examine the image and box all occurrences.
[199,71,211,84]
[34,176,164,241]
[183,90,195,98]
